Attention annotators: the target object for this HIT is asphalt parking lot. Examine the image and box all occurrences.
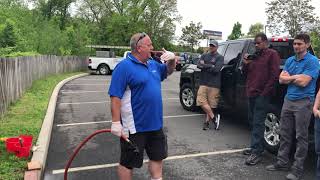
[43,71,316,180]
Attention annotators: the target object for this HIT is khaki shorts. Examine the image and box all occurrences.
[196,86,220,108]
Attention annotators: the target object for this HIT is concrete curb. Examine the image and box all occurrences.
[24,73,89,180]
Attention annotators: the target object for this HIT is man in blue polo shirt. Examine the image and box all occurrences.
[108,32,176,180]
[266,33,320,180]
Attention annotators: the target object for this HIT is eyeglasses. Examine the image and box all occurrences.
[136,32,147,46]
[254,41,262,45]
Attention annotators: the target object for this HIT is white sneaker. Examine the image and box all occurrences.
[215,114,220,130]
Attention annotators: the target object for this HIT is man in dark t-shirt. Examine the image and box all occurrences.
[196,39,224,130]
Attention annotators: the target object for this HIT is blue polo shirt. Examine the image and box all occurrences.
[284,52,319,100]
[108,53,167,134]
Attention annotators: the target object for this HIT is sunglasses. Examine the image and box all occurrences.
[136,32,147,46]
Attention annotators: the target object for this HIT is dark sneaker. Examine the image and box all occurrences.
[202,121,209,130]
[211,117,217,129]
[245,154,262,166]
[214,114,220,130]
[286,172,301,180]
[266,163,289,171]
[242,149,252,156]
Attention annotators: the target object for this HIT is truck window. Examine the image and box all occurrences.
[269,41,293,60]
[224,43,244,64]
[217,44,226,56]
[248,41,293,63]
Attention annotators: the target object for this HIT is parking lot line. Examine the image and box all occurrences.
[56,114,204,127]
[166,97,179,100]
[59,101,109,105]
[52,148,246,174]
[58,90,177,96]
[60,90,106,94]
[161,89,178,91]
[58,98,179,105]
[64,84,108,86]
[75,79,110,81]
[59,90,176,94]
[57,121,111,127]
[163,114,203,118]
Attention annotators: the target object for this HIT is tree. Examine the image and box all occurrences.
[228,22,243,40]
[33,0,75,29]
[0,0,25,7]
[0,0,180,56]
[247,23,264,37]
[0,22,17,47]
[180,21,204,52]
[310,29,320,57]
[142,0,181,50]
[265,0,319,37]
[76,0,180,48]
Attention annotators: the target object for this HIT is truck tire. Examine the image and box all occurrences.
[98,64,110,75]
[179,83,197,111]
[264,104,281,154]
[176,64,182,71]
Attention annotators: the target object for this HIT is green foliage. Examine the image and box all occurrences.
[0,0,180,56]
[35,0,75,29]
[0,21,17,47]
[104,14,137,46]
[247,23,264,38]
[310,30,320,58]
[0,49,39,57]
[266,0,319,37]
[228,22,244,40]
[77,0,180,50]
[0,47,15,56]
[196,47,205,54]
[180,21,204,52]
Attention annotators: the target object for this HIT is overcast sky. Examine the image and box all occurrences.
[175,0,320,44]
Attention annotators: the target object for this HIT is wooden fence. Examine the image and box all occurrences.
[0,55,87,116]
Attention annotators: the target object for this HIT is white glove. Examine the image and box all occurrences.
[111,121,123,137]
[160,48,175,61]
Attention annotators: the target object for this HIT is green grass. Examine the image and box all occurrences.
[0,72,84,180]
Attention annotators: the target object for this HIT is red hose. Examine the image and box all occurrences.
[64,129,128,180]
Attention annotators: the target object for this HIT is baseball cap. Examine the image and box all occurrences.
[209,39,218,47]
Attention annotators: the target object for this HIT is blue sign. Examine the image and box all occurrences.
[203,30,222,37]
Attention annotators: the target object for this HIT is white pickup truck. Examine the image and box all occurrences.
[87,51,129,75]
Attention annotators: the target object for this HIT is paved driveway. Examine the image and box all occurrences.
[43,72,316,180]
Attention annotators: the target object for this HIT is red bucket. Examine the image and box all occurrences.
[19,135,33,146]
[5,138,20,153]
[16,135,33,158]
[15,145,31,158]
[5,135,33,158]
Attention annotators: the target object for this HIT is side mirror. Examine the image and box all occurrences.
[220,64,234,72]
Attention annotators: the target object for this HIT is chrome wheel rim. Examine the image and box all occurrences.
[100,66,108,74]
[264,113,280,146]
[181,88,194,107]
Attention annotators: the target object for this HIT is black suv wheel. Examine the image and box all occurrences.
[179,83,197,111]
[176,64,182,71]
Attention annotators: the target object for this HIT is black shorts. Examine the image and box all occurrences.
[120,129,168,169]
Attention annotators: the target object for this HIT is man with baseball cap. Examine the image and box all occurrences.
[197,39,224,130]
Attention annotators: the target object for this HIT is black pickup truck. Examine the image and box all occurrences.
[179,37,317,153]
